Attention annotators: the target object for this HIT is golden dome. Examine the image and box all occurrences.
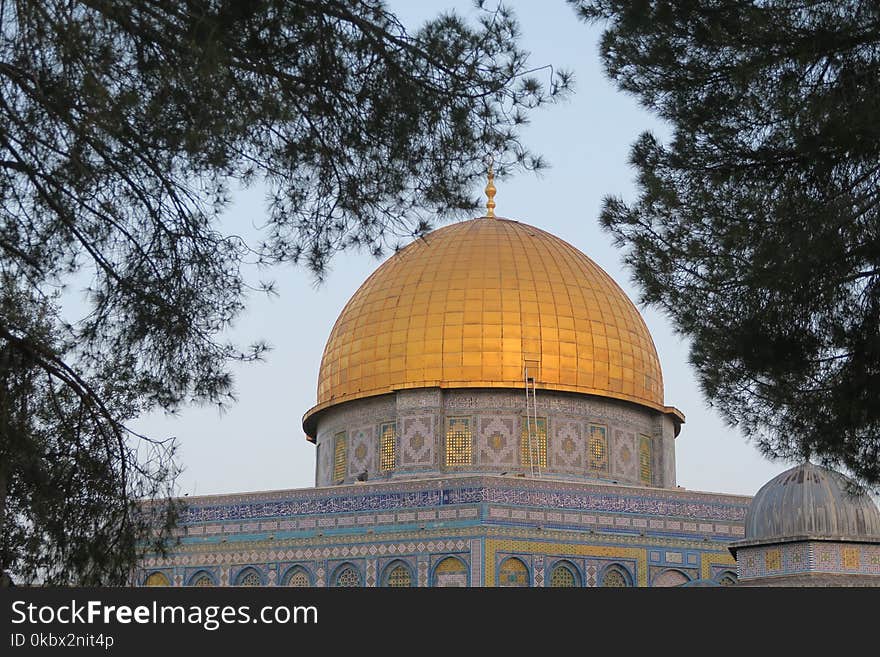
[304,217,668,436]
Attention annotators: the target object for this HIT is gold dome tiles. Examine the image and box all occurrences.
[304,217,665,436]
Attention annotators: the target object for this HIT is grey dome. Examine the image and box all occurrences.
[744,462,880,544]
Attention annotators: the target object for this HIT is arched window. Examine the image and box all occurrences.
[188,571,215,587]
[601,566,631,587]
[379,422,397,472]
[652,569,689,587]
[334,432,347,483]
[383,561,413,588]
[549,561,579,587]
[144,572,170,587]
[235,568,262,586]
[432,557,468,587]
[498,557,529,587]
[446,417,472,466]
[716,571,737,586]
[521,417,547,468]
[284,566,311,587]
[334,564,361,587]
[639,435,653,484]
[588,424,608,471]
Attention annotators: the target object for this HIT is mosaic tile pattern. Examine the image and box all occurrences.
[312,388,677,486]
[140,524,747,588]
[484,539,644,586]
[176,477,748,526]
[317,440,332,486]
[135,474,765,588]
[350,426,374,477]
[400,415,435,467]
[470,539,482,586]
[783,543,809,572]
[418,557,429,588]
[533,555,545,587]
[738,541,880,580]
[366,560,376,587]
[613,430,637,480]
[552,420,584,470]
[444,389,656,426]
[397,389,442,409]
[478,415,517,466]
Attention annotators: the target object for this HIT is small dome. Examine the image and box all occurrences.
[304,217,670,437]
[744,462,880,544]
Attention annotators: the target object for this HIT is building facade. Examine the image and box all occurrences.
[136,196,878,587]
[138,475,744,587]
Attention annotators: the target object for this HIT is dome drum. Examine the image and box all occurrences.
[311,387,678,489]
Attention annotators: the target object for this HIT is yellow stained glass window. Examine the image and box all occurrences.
[639,435,652,484]
[842,547,860,569]
[765,549,782,571]
[718,573,736,586]
[433,557,468,587]
[379,422,397,472]
[385,563,412,587]
[335,565,360,587]
[520,417,547,468]
[602,568,628,587]
[589,424,608,471]
[498,557,529,587]
[334,432,347,483]
[435,557,466,572]
[446,417,472,466]
[236,569,261,586]
[190,573,213,587]
[144,572,170,587]
[550,563,577,587]
[286,568,310,587]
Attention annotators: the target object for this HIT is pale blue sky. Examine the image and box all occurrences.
[134,0,790,497]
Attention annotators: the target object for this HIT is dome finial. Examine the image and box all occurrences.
[484,155,496,218]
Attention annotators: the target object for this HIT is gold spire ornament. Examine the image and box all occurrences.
[485,157,496,218]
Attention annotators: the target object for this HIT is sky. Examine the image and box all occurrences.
[134,0,792,498]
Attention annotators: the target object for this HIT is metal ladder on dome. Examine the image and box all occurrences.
[524,360,541,478]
